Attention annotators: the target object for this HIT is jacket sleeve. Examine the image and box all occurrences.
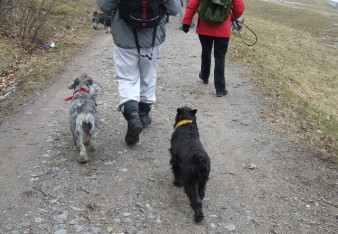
[231,0,245,21]
[163,0,182,16]
[96,0,117,13]
[182,0,199,25]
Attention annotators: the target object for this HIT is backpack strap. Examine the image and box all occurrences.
[133,27,157,60]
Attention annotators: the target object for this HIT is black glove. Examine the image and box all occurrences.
[181,24,190,33]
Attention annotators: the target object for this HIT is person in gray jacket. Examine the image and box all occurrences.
[96,0,181,145]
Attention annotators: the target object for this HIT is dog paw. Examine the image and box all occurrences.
[199,192,205,200]
[87,144,96,152]
[194,212,204,223]
[77,153,89,163]
[87,141,98,152]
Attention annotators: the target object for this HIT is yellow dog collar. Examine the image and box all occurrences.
[175,119,193,129]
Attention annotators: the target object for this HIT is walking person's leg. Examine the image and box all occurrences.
[113,47,142,144]
[213,37,229,96]
[198,35,213,84]
[139,45,160,128]
[114,47,141,109]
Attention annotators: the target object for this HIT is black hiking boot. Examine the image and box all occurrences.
[122,101,142,145]
[139,102,152,128]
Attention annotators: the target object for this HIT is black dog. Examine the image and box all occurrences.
[92,11,111,33]
[170,106,211,222]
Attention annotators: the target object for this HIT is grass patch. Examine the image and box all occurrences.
[228,0,338,162]
[17,20,95,92]
[0,42,20,72]
[0,0,97,121]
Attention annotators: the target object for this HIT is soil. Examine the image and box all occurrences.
[0,16,337,234]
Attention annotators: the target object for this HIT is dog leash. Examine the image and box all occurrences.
[232,20,258,47]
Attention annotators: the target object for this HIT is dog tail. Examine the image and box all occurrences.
[193,152,210,178]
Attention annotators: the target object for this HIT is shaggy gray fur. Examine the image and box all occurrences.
[67,74,103,163]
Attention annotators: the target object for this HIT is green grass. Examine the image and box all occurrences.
[228,0,338,162]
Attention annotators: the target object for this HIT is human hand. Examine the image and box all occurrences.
[181,24,190,33]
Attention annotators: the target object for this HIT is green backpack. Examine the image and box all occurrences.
[197,0,233,25]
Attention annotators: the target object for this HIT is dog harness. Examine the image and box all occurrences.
[64,88,98,106]
[64,88,89,101]
[174,119,193,130]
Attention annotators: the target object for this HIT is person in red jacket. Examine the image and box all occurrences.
[181,0,245,97]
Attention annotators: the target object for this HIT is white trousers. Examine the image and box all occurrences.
[113,45,160,111]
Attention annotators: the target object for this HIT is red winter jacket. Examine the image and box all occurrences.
[182,0,245,37]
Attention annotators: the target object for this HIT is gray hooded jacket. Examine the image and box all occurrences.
[96,0,181,49]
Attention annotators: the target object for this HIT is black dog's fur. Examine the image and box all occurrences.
[170,106,211,222]
[92,11,111,33]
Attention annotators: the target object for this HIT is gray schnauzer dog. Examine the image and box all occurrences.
[65,74,103,163]
[92,11,111,33]
[170,106,211,222]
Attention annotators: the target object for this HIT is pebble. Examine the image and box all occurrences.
[70,206,83,211]
[74,225,85,232]
[146,204,153,212]
[54,229,67,234]
[155,217,162,224]
[90,227,102,233]
[53,213,68,223]
[119,168,128,172]
[249,163,257,170]
[113,218,121,224]
[225,224,236,231]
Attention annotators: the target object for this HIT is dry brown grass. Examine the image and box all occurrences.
[0,0,98,120]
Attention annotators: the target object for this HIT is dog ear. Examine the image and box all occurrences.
[191,109,197,115]
[86,78,93,87]
[68,78,80,89]
[177,107,183,114]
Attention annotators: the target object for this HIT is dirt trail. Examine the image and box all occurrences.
[0,16,337,234]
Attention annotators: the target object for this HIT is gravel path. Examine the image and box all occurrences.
[0,16,337,234]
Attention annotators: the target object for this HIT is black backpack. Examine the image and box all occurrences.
[119,0,165,60]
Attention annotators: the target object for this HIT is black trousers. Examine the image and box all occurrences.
[198,35,230,92]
